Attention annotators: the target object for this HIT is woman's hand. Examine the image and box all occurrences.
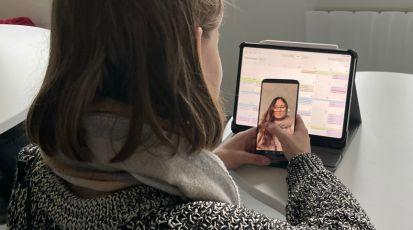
[266,115,311,160]
[213,128,271,170]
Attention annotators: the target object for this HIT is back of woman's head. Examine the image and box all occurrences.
[27,0,225,161]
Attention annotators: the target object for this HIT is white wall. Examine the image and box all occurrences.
[0,0,52,28]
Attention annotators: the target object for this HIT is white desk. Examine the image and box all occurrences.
[0,25,49,134]
[225,71,413,230]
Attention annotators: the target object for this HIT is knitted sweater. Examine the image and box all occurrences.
[7,145,375,229]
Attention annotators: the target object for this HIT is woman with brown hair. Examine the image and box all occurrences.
[7,0,374,229]
[257,97,294,151]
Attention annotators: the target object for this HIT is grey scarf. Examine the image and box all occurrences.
[42,113,240,206]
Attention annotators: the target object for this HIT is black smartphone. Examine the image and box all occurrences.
[255,79,299,167]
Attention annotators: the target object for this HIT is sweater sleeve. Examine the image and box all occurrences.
[285,153,374,229]
[143,154,374,229]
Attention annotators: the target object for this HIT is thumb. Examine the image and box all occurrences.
[237,151,271,166]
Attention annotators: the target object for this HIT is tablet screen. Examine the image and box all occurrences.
[235,45,353,139]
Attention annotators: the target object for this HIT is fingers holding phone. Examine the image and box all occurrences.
[266,115,311,160]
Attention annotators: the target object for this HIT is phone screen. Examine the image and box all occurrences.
[255,79,299,166]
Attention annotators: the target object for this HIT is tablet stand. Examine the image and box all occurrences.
[259,40,362,171]
[311,84,362,172]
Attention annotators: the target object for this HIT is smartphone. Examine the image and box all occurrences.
[255,79,299,167]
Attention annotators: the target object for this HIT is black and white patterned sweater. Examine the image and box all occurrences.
[7,145,375,229]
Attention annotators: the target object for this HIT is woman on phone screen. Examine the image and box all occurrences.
[257,97,294,151]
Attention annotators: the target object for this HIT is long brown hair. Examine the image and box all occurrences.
[27,0,225,162]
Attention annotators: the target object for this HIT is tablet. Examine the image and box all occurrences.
[231,42,358,149]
